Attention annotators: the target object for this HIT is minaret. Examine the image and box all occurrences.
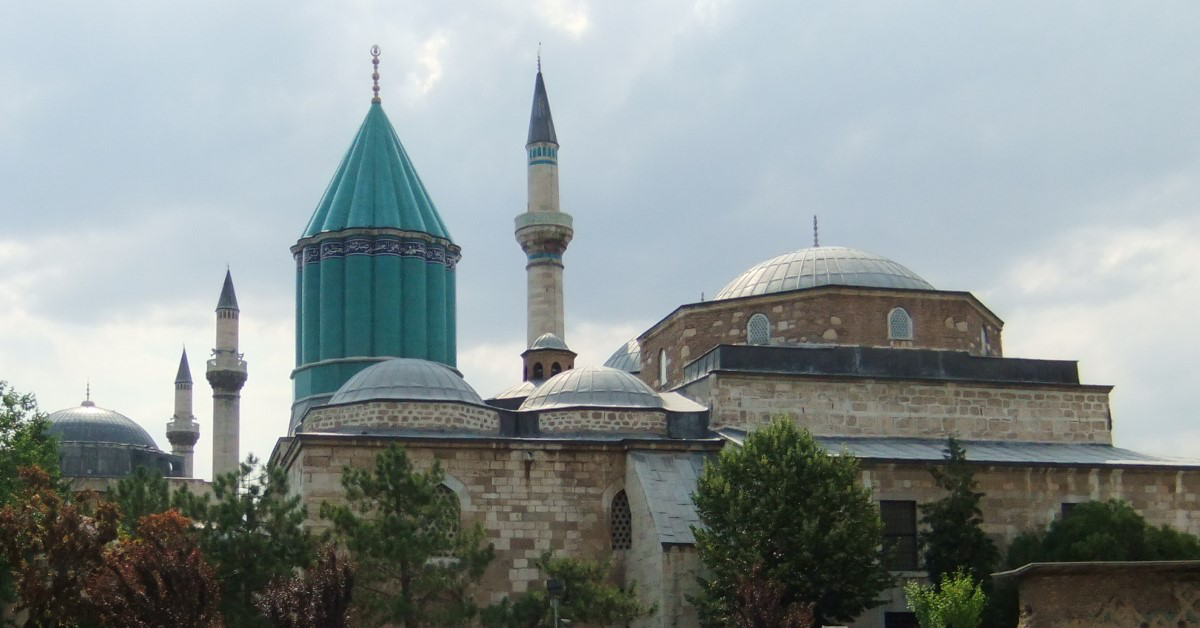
[207,270,247,478]
[165,348,200,477]
[515,58,573,348]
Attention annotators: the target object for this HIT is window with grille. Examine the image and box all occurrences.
[888,307,913,341]
[434,484,461,540]
[880,500,918,571]
[611,490,632,550]
[747,313,771,345]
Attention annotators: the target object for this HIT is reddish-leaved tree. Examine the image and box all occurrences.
[731,565,816,628]
[87,509,223,628]
[257,546,354,628]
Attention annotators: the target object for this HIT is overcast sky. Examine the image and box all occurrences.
[3,1,1199,480]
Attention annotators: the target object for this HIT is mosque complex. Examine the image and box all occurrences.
[38,48,1200,628]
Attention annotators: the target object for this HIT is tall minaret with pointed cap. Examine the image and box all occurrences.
[516,55,573,348]
[207,270,247,478]
[165,348,200,477]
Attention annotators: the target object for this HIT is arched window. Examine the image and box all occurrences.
[658,349,668,386]
[611,490,632,550]
[747,313,771,345]
[888,307,913,341]
[434,484,461,539]
[533,362,544,380]
[551,362,562,376]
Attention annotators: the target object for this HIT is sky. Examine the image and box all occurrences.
[2,1,1199,481]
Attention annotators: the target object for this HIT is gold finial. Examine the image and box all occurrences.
[371,45,382,103]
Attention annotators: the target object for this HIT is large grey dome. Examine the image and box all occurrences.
[714,246,933,300]
[603,338,642,374]
[46,401,160,450]
[329,358,485,406]
[519,366,664,411]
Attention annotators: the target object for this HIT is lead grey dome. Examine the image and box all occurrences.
[603,338,642,374]
[46,401,160,450]
[714,246,933,300]
[519,366,664,411]
[329,358,485,406]
[530,333,569,351]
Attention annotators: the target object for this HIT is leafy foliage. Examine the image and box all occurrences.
[110,465,172,534]
[0,466,118,627]
[257,546,355,628]
[320,444,494,628]
[1007,499,1200,565]
[727,564,815,628]
[480,551,653,628]
[904,571,986,628]
[177,455,316,628]
[87,509,223,628]
[692,418,892,625]
[918,438,999,587]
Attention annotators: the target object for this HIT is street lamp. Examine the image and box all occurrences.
[546,578,565,628]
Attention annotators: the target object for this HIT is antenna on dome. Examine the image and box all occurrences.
[813,215,819,247]
[370,45,382,103]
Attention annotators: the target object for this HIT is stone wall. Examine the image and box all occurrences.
[641,287,1003,389]
[1010,566,1200,628]
[705,373,1112,444]
[301,400,499,434]
[538,409,667,435]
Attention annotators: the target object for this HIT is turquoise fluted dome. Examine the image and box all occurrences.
[292,101,460,413]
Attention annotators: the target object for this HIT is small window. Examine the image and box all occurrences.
[533,362,544,380]
[1060,502,1077,519]
[434,484,461,539]
[551,362,562,376]
[881,500,918,571]
[888,307,913,341]
[747,313,771,345]
[611,490,632,550]
[658,349,668,386]
[885,612,920,628]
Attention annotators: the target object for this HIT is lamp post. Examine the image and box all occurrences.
[546,577,565,628]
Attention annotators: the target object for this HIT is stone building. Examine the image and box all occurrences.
[261,50,1200,628]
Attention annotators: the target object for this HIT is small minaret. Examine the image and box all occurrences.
[206,270,247,478]
[515,57,573,347]
[165,348,200,477]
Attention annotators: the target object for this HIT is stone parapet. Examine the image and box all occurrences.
[537,409,667,435]
[301,400,499,434]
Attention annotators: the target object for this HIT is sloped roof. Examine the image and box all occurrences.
[629,451,710,545]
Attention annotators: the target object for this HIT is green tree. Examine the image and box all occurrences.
[109,464,171,534]
[905,571,986,628]
[692,418,892,626]
[177,455,316,628]
[480,551,653,628]
[918,438,998,587]
[320,444,494,628]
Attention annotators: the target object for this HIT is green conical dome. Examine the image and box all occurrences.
[303,103,451,239]
[292,101,460,419]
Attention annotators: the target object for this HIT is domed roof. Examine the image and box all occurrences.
[714,246,933,300]
[530,333,569,351]
[491,380,539,400]
[329,358,484,406]
[603,338,642,374]
[519,366,664,411]
[46,401,160,450]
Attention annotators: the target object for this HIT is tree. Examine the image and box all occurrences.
[0,466,118,627]
[177,456,316,628]
[728,564,815,628]
[320,444,494,627]
[692,418,892,626]
[918,438,998,587]
[110,464,172,534]
[480,552,653,628]
[257,546,354,628]
[87,509,223,628]
[904,571,986,628]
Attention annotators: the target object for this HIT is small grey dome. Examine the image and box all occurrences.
[714,246,933,300]
[491,380,539,400]
[603,338,642,374]
[530,333,569,351]
[46,401,160,450]
[519,366,664,411]
[330,358,485,406]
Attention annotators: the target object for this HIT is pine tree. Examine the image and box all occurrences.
[110,464,171,534]
[918,437,999,587]
[320,444,494,628]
